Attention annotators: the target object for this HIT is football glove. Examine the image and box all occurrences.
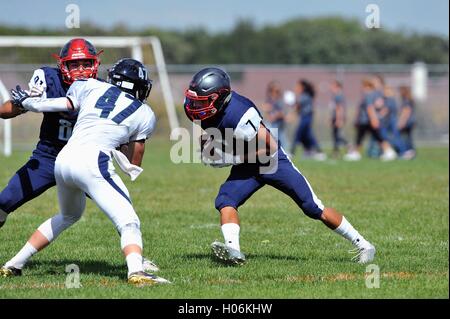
[10,85,30,112]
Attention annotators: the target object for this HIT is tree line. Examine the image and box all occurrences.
[0,17,448,65]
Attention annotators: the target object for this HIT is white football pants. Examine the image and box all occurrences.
[38,145,140,244]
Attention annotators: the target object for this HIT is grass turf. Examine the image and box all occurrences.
[0,139,448,298]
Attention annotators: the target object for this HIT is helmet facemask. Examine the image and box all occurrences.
[64,59,96,82]
[184,89,231,121]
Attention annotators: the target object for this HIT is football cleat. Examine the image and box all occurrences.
[349,242,376,264]
[211,241,246,266]
[128,271,170,286]
[142,257,159,273]
[0,266,22,277]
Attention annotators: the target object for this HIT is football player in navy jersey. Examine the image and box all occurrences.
[184,67,376,265]
[0,38,101,228]
[0,39,158,273]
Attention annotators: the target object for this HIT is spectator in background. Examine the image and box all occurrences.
[330,80,349,158]
[383,85,399,139]
[366,74,387,158]
[367,83,414,160]
[290,79,326,161]
[344,78,397,161]
[262,81,290,151]
[384,85,413,158]
[398,86,416,158]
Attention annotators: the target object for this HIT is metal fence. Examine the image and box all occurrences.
[1,63,448,151]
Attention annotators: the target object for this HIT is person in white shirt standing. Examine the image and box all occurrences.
[1,58,169,286]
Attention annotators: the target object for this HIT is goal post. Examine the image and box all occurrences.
[0,36,179,156]
[0,79,12,157]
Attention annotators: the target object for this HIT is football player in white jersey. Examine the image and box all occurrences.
[0,39,158,273]
[1,59,169,286]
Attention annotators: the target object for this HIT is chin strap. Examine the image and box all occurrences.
[223,92,232,105]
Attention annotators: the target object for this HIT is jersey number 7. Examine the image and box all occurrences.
[95,86,142,124]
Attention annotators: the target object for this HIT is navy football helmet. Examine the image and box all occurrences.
[107,58,152,102]
[184,67,232,121]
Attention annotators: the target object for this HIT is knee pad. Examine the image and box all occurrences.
[301,201,323,220]
[37,213,79,242]
[61,212,82,227]
[119,223,142,250]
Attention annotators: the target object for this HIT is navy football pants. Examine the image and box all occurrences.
[215,150,325,219]
[0,143,58,214]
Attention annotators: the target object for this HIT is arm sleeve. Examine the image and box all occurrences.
[28,69,47,98]
[233,107,262,141]
[22,97,68,113]
[66,80,88,110]
[22,97,69,113]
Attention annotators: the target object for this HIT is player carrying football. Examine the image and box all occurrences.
[183,67,376,265]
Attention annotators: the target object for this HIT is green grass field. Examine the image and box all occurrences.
[0,139,448,298]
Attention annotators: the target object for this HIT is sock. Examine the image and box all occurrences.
[221,223,240,251]
[334,217,367,247]
[5,242,37,269]
[126,252,143,277]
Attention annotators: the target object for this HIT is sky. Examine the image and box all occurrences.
[0,0,448,36]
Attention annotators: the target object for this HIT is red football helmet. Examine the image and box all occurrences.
[53,38,103,85]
